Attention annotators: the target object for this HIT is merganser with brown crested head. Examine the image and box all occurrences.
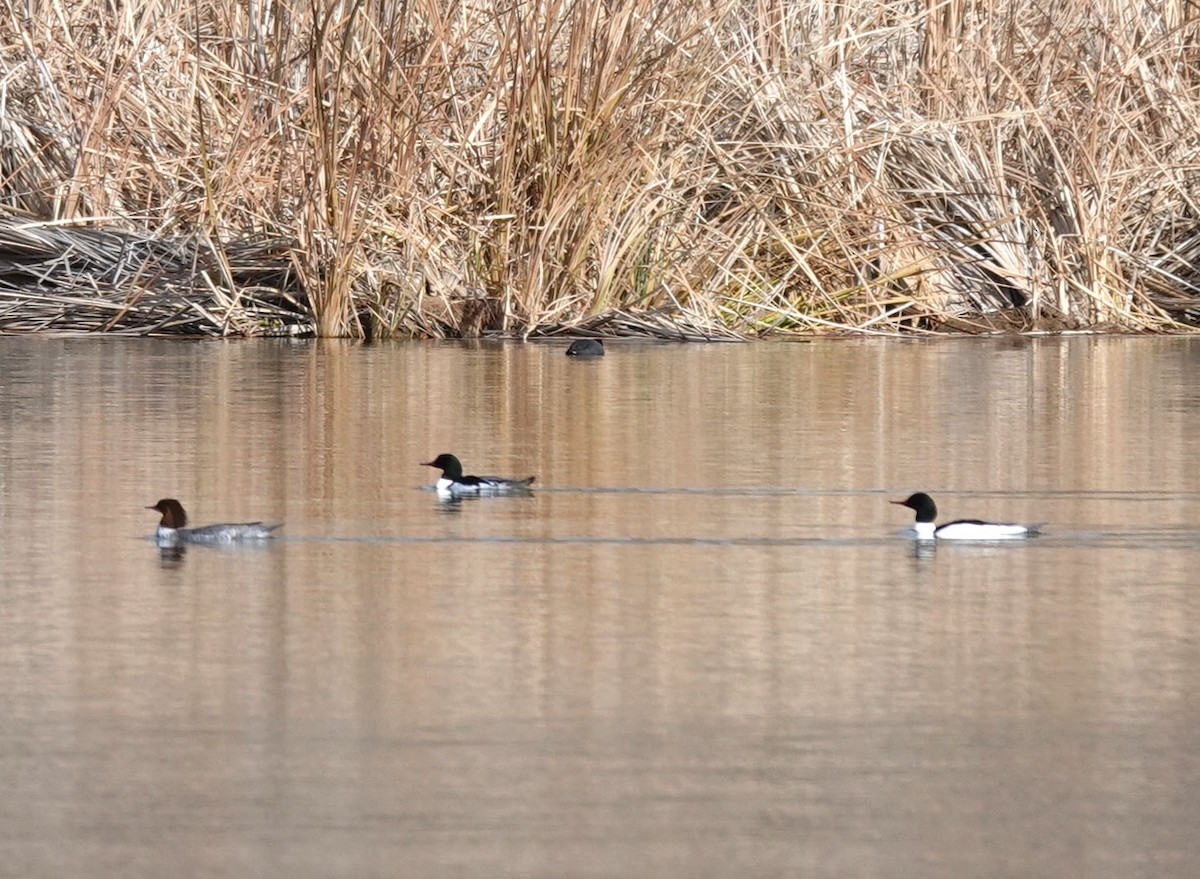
[422,453,535,497]
[890,492,1043,540]
[147,498,281,545]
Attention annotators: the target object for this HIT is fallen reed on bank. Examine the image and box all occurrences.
[1,0,1198,337]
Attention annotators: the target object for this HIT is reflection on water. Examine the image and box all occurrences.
[1,336,1200,878]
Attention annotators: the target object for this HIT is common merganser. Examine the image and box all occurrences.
[890,492,1043,540]
[422,453,535,496]
[566,339,605,357]
[147,498,281,545]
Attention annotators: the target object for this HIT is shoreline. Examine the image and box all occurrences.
[0,218,1192,340]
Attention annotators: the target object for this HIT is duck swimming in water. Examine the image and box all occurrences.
[422,453,536,497]
[890,492,1043,540]
[147,498,281,545]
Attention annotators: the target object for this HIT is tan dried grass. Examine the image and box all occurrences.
[0,0,1198,336]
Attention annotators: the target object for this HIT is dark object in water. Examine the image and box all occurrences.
[566,338,605,357]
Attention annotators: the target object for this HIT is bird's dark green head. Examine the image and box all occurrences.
[890,492,937,522]
[422,454,464,478]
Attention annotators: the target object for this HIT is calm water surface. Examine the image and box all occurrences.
[2,336,1199,877]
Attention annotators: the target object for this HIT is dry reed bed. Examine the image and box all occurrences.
[0,0,1198,337]
[0,221,305,334]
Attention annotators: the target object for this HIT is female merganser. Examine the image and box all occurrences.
[890,492,1042,540]
[422,453,535,496]
[566,338,605,357]
[147,498,281,545]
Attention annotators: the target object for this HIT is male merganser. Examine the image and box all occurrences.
[147,498,281,545]
[566,339,605,357]
[422,453,535,496]
[890,492,1042,540]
